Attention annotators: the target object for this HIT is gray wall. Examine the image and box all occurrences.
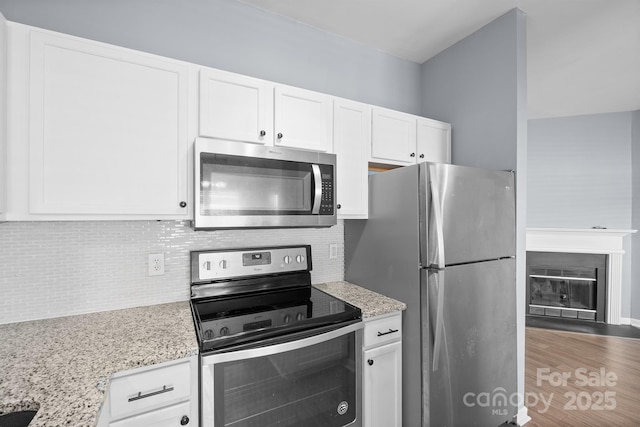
[420,8,528,417]
[0,0,422,115]
[632,111,640,319]
[528,113,633,229]
[528,112,635,319]
[420,10,522,171]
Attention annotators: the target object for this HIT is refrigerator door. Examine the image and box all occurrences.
[419,163,515,268]
[421,259,517,427]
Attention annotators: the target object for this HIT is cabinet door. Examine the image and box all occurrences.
[28,31,189,216]
[199,68,272,144]
[417,118,451,163]
[371,107,416,166]
[363,341,402,427]
[333,99,370,219]
[274,84,333,152]
[110,401,191,427]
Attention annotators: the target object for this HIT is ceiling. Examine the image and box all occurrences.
[238,0,640,119]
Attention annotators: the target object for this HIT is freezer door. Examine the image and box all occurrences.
[421,259,517,427]
[420,163,515,268]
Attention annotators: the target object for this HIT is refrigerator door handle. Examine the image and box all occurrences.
[429,166,446,268]
[432,269,445,371]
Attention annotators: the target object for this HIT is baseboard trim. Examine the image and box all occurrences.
[517,406,531,426]
[619,317,640,328]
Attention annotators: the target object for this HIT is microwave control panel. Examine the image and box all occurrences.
[319,164,334,215]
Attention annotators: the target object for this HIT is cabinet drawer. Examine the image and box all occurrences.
[110,360,191,420]
[110,401,191,427]
[364,314,402,348]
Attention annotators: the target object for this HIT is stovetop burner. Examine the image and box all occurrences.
[189,245,361,353]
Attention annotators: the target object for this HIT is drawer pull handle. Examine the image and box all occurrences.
[377,328,399,337]
[128,385,174,402]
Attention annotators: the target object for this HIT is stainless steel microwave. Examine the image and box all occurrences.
[193,138,337,230]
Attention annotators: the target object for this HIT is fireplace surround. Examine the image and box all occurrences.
[526,228,637,325]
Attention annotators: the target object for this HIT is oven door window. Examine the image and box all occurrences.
[205,330,358,427]
[200,153,317,216]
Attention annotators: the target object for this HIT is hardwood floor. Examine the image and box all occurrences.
[525,327,640,426]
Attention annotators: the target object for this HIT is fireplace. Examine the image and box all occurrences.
[526,228,636,325]
[527,252,607,322]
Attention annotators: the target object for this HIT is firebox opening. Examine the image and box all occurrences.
[526,252,607,323]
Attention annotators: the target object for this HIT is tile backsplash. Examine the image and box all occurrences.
[0,220,344,325]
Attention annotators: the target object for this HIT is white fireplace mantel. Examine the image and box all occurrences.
[526,228,637,325]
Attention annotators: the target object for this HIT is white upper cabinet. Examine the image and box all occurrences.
[198,74,333,152]
[333,98,370,219]
[7,24,192,219]
[371,107,451,167]
[417,117,451,163]
[371,107,417,166]
[274,84,333,152]
[199,68,272,144]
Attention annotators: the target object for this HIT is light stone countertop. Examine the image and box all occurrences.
[314,281,407,318]
[0,283,402,427]
[0,301,198,427]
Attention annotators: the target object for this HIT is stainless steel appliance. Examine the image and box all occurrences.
[190,245,362,427]
[193,138,337,229]
[345,163,517,427]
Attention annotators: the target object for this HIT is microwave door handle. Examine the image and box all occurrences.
[311,164,322,214]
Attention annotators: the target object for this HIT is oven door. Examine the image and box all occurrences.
[194,138,336,229]
[201,322,362,427]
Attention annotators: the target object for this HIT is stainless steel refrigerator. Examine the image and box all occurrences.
[345,162,517,427]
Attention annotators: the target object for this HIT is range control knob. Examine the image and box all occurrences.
[283,314,292,324]
[296,312,304,321]
[283,255,292,264]
[296,255,305,264]
[219,327,229,336]
[203,329,214,340]
[219,260,228,269]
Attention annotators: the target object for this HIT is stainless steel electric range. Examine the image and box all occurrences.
[190,245,363,427]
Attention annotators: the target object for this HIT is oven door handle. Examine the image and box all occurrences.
[311,164,322,215]
[202,321,363,364]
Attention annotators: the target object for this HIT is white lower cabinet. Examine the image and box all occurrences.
[362,313,402,427]
[98,356,198,427]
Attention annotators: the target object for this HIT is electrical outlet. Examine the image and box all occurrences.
[148,253,165,276]
[329,244,338,260]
